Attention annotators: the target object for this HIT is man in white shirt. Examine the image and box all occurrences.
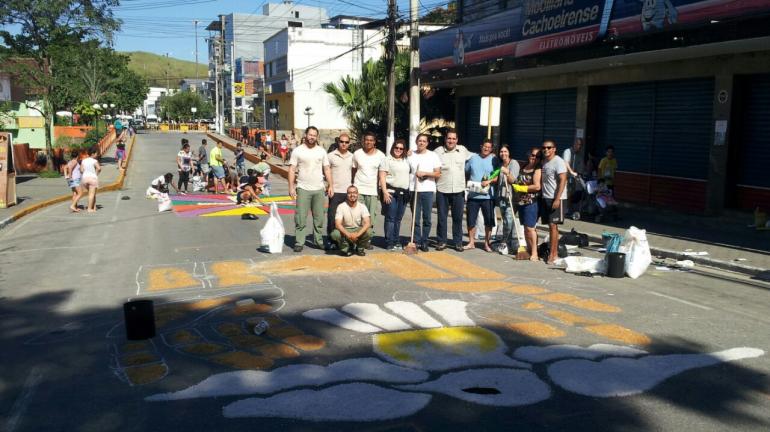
[331,185,372,256]
[288,126,334,252]
[326,133,354,249]
[353,131,386,245]
[540,139,568,264]
[408,133,442,252]
[434,128,471,252]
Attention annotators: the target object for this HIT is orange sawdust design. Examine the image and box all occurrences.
[416,280,513,293]
[259,343,301,359]
[506,285,550,295]
[545,310,602,326]
[215,322,244,337]
[186,297,233,310]
[534,293,621,313]
[267,326,305,338]
[231,303,273,316]
[255,255,378,275]
[209,261,267,287]
[147,267,200,292]
[121,352,159,366]
[122,342,151,352]
[124,364,168,385]
[228,334,272,350]
[483,311,529,324]
[178,343,230,355]
[585,324,651,346]
[167,329,200,345]
[522,302,545,310]
[284,335,326,351]
[506,322,566,339]
[370,253,455,280]
[211,351,274,369]
[418,252,507,280]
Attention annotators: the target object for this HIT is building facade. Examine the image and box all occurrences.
[420,0,770,213]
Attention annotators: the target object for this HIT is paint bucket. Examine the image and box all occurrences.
[124,300,156,340]
[607,252,626,278]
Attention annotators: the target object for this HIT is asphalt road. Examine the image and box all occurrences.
[0,132,768,432]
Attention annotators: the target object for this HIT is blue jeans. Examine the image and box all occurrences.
[498,199,519,250]
[384,192,408,247]
[436,191,465,246]
[413,191,434,246]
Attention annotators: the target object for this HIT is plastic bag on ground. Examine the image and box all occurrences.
[157,193,172,212]
[621,226,652,278]
[560,256,607,274]
[260,202,284,253]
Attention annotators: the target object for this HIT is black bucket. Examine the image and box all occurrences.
[607,252,626,278]
[124,300,156,340]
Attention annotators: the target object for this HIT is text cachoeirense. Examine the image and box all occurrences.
[522,5,600,37]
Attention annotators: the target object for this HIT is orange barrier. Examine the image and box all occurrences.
[54,126,93,139]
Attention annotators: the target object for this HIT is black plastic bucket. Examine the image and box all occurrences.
[124,300,156,340]
[607,252,626,278]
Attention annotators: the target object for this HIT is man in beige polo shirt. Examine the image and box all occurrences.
[326,133,354,250]
[434,128,472,252]
[288,126,334,252]
[331,185,372,256]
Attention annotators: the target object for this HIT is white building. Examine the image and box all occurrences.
[136,87,175,119]
[263,26,382,135]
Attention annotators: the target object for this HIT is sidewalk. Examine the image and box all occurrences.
[0,138,129,230]
[207,132,769,277]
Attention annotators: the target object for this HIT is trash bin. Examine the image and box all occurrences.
[607,252,626,278]
[123,299,155,340]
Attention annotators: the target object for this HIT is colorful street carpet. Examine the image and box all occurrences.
[170,194,297,217]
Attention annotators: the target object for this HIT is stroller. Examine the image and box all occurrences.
[571,176,619,223]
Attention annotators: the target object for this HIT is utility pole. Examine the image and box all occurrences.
[219,14,226,133]
[193,20,199,81]
[385,0,397,154]
[230,41,236,125]
[408,0,420,151]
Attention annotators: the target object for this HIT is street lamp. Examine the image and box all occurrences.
[269,107,278,130]
[304,106,314,128]
[92,103,102,137]
[191,107,197,124]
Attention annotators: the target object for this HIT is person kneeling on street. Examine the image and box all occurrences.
[236,169,266,206]
[147,172,180,198]
[331,185,372,257]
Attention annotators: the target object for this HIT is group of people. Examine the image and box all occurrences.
[287,126,614,264]
[63,147,102,213]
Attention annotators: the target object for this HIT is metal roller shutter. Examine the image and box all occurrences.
[544,89,578,150]
[463,97,486,152]
[505,88,577,160]
[739,74,770,188]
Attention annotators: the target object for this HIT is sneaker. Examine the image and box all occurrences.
[419,244,430,252]
[366,244,374,250]
[454,244,464,252]
[435,243,446,251]
[356,248,366,256]
[343,249,354,257]
[293,244,304,253]
[385,245,396,251]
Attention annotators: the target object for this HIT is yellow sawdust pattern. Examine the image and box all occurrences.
[506,322,566,339]
[506,285,550,295]
[122,342,150,352]
[186,297,233,311]
[121,352,158,366]
[262,316,286,326]
[168,330,200,345]
[201,207,268,217]
[178,343,229,355]
[545,310,601,326]
[416,280,513,293]
[534,293,621,313]
[257,255,378,274]
[147,267,199,292]
[231,303,273,316]
[259,343,300,359]
[267,326,305,338]
[585,324,651,346]
[522,302,545,310]
[209,261,267,287]
[211,351,274,369]
[125,364,167,385]
[284,335,326,351]
[418,252,507,280]
[228,335,271,350]
[484,312,528,324]
[215,322,244,337]
[371,253,455,281]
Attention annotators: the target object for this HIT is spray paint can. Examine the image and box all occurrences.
[253,319,269,335]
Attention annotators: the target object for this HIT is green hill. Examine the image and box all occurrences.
[124,51,208,88]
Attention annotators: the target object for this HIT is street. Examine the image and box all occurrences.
[0,132,768,432]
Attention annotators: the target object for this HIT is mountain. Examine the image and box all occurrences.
[124,51,208,89]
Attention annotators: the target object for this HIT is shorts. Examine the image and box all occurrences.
[518,201,539,228]
[211,165,225,179]
[540,198,567,225]
[200,163,210,174]
[178,170,190,183]
[466,199,495,229]
[67,178,81,189]
[115,150,126,160]
[279,147,288,156]
[81,175,98,189]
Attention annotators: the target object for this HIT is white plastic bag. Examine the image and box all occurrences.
[621,226,652,279]
[259,202,284,253]
[157,193,172,212]
[561,256,607,274]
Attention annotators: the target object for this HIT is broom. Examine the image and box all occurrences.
[404,166,420,255]
[508,182,530,260]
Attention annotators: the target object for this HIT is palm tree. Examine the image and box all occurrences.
[323,59,388,143]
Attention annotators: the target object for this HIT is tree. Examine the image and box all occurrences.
[159,91,214,122]
[422,1,458,24]
[0,0,120,169]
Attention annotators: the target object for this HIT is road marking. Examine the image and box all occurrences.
[648,291,713,311]
[4,366,43,432]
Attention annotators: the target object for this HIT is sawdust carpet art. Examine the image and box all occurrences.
[170,194,301,218]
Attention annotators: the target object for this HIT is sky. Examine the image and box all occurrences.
[113,0,451,62]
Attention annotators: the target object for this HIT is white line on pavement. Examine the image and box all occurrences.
[4,366,43,432]
[648,291,713,311]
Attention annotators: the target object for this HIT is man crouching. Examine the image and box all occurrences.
[331,185,372,257]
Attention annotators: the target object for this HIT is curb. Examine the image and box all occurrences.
[0,133,136,231]
[206,132,289,179]
[538,226,768,278]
